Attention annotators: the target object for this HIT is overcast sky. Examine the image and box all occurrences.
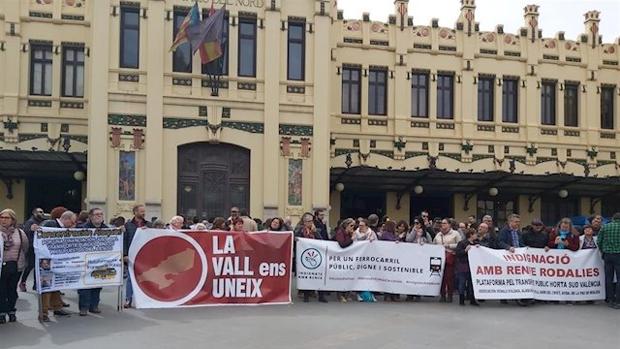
[338,0,620,42]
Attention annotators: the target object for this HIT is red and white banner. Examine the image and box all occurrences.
[469,247,605,301]
[128,229,293,308]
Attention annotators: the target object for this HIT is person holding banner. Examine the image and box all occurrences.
[265,217,286,231]
[40,210,77,321]
[123,205,150,309]
[295,212,328,303]
[0,209,29,324]
[547,218,579,251]
[433,219,462,303]
[19,207,45,292]
[335,218,355,303]
[455,228,479,306]
[76,208,109,316]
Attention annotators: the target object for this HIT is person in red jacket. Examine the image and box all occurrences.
[335,218,356,302]
[547,217,579,251]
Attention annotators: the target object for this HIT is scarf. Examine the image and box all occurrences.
[1,225,16,250]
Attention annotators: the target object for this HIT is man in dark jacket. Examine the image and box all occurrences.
[498,214,524,252]
[123,204,150,308]
[76,208,110,316]
[19,208,45,291]
[522,219,550,249]
[314,210,329,240]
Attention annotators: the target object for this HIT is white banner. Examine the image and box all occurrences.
[469,247,605,301]
[34,228,123,293]
[296,239,445,295]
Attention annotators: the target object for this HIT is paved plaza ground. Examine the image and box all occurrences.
[1,286,618,349]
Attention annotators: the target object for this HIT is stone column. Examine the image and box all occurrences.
[262,6,281,219]
[87,0,111,213]
[144,0,165,220]
[312,1,331,212]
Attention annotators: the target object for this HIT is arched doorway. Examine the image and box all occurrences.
[177,143,250,219]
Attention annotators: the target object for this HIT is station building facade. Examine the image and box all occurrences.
[0,0,619,228]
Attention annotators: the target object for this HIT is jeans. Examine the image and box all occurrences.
[125,276,133,303]
[603,253,620,304]
[78,288,102,311]
[0,268,20,315]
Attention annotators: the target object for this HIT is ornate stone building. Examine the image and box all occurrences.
[0,0,618,228]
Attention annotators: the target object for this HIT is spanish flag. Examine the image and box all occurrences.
[169,2,201,53]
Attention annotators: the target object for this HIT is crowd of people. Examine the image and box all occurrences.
[1,204,620,325]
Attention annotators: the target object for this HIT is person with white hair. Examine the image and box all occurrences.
[169,216,184,230]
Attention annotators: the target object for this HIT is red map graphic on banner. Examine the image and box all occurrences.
[131,231,293,307]
[134,237,203,302]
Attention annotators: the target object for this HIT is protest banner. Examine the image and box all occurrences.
[128,229,293,308]
[469,246,605,301]
[296,239,445,295]
[34,228,124,293]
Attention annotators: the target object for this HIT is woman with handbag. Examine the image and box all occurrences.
[0,209,29,324]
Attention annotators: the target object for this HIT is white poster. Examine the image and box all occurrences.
[469,247,605,301]
[34,228,123,293]
[296,239,445,295]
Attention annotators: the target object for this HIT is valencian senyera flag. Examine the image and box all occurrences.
[169,2,201,52]
[187,4,226,65]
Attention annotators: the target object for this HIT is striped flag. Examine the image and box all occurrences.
[188,5,226,65]
[169,2,201,52]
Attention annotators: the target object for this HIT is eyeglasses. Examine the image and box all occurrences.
[0,216,11,219]
[231,210,239,214]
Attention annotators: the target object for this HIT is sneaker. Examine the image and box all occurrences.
[79,310,88,317]
[339,295,348,303]
[89,308,101,314]
[8,314,16,322]
[38,314,50,323]
[0,315,5,324]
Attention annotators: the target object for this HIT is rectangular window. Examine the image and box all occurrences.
[601,86,616,130]
[341,67,361,114]
[238,17,257,77]
[502,78,519,123]
[541,81,556,125]
[411,72,429,117]
[120,6,140,69]
[30,44,53,96]
[202,11,229,76]
[368,68,387,115]
[437,73,454,119]
[61,46,85,98]
[287,21,305,81]
[477,76,495,121]
[564,83,579,127]
[173,10,192,73]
